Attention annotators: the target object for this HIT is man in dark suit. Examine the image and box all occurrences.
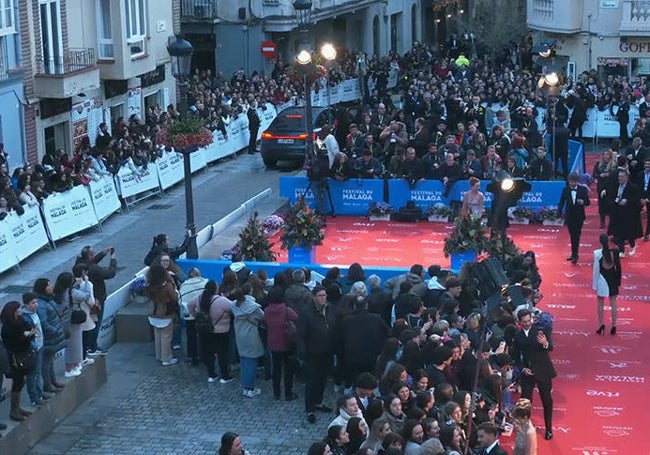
[476,421,509,455]
[353,372,381,421]
[637,158,650,241]
[626,137,647,180]
[606,169,643,256]
[246,99,261,155]
[512,309,556,440]
[557,172,590,264]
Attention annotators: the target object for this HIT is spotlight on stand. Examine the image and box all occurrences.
[487,170,531,234]
[532,39,556,58]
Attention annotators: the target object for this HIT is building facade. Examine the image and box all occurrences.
[20,0,179,164]
[527,0,650,79]
[0,1,26,171]
[180,0,424,77]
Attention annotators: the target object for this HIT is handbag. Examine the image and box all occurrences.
[70,289,88,325]
[11,350,35,373]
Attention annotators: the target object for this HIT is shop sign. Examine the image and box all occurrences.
[619,40,650,54]
[139,65,166,88]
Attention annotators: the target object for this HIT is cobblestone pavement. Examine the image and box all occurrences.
[27,343,335,455]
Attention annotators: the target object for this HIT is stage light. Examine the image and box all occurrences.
[501,178,515,192]
[296,50,312,65]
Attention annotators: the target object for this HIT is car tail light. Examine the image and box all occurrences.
[261,132,308,140]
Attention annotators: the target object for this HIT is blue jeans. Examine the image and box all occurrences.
[239,356,258,389]
[89,302,105,351]
[26,348,44,402]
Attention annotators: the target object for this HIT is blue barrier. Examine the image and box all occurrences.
[280,176,564,213]
[177,258,411,287]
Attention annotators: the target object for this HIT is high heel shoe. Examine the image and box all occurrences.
[610,326,617,335]
[596,324,605,335]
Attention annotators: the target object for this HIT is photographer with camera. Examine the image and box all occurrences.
[74,245,117,356]
[307,134,335,217]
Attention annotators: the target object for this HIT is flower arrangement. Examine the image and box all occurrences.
[280,196,325,250]
[155,116,213,150]
[219,247,240,261]
[508,206,535,220]
[367,201,393,217]
[129,276,147,297]
[425,203,453,217]
[238,211,277,262]
[261,214,284,236]
[483,229,522,265]
[534,206,562,222]
[443,215,490,257]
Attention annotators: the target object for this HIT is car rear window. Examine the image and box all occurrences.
[270,114,306,132]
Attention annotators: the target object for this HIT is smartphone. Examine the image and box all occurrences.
[109,247,115,254]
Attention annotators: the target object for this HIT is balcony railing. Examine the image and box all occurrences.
[530,0,554,21]
[35,48,96,76]
[0,50,9,82]
[180,0,217,20]
[621,1,650,34]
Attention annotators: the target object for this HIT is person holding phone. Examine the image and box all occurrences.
[74,245,117,356]
[511,309,556,441]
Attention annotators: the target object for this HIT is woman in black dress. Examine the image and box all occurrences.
[592,233,622,335]
[0,301,36,421]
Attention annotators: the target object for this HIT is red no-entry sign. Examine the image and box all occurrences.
[260,40,276,59]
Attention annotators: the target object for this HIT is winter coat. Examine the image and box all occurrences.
[36,296,67,354]
[264,302,298,352]
[339,308,388,368]
[231,296,265,358]
[75,251,116,302]
[284,284,312,312]
[297,302,336,358]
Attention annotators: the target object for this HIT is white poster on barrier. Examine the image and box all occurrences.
[596,109,621,138]
[116,164,160,199]
[211,130,234,161]
[239,114,251,151]
[3,206,49,262]
[582,107,598,139]
[189,147,207,173]
[42,186,99,242]
[0,217,18,273]
[340,79,358,102]
[329,84,341,105]
[200,141,219,164]
[227,117,243,152]
[89,176,121,221]
[156,151,184,189]
[258,104,277,135]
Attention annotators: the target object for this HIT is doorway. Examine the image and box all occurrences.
[44,121,70,156]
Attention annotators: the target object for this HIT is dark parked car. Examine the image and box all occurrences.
[260,106,333,167]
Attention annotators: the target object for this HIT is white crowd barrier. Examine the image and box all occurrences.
[89,176,121,222]
[0,206,49,273]
[42,185,99,242]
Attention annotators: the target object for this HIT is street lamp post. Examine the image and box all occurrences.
[320,43,337,125]
[296,50,314,160]
[167,35,198,259]
[538,71,561,180]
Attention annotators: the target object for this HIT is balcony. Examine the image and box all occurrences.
[33,48,100,99]
[527,0,583,34]
[181,0,217,21]
[621,1,650,36]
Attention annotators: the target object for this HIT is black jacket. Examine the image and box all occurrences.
[512,324,557,382]
[339,308,388,367]
[296,302,335,358]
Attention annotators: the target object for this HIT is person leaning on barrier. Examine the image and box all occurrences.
[143,232,191,267]
[355,149,383,179]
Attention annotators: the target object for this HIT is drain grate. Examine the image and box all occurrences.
[148,204,174,210]
[0,285,34,294]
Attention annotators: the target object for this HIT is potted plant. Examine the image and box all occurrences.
[261,214,285,237]
[508,206,534,224]
[238,212,278,262]
[155,116,213,150]
[129,276,149,305]
[425,203,452,222]
[535,206,564,226]
[443,215,489,270]
[367,201,393,221]
[484,230,522,268]
[280,196,325,263]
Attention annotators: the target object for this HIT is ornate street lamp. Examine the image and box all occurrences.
[167,35,198,259]
[293,0,313,30]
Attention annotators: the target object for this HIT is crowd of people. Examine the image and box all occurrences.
[0,244,115,426]
[128,225,555,455]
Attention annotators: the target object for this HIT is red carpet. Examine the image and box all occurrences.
[274,154,650,453]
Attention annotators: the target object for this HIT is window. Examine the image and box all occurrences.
[125,0,147,58]
[96,0,113,59]
[39,0,63,74]
[0,0,15,36]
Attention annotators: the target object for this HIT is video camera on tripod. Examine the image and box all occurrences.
[306,142,331,181]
